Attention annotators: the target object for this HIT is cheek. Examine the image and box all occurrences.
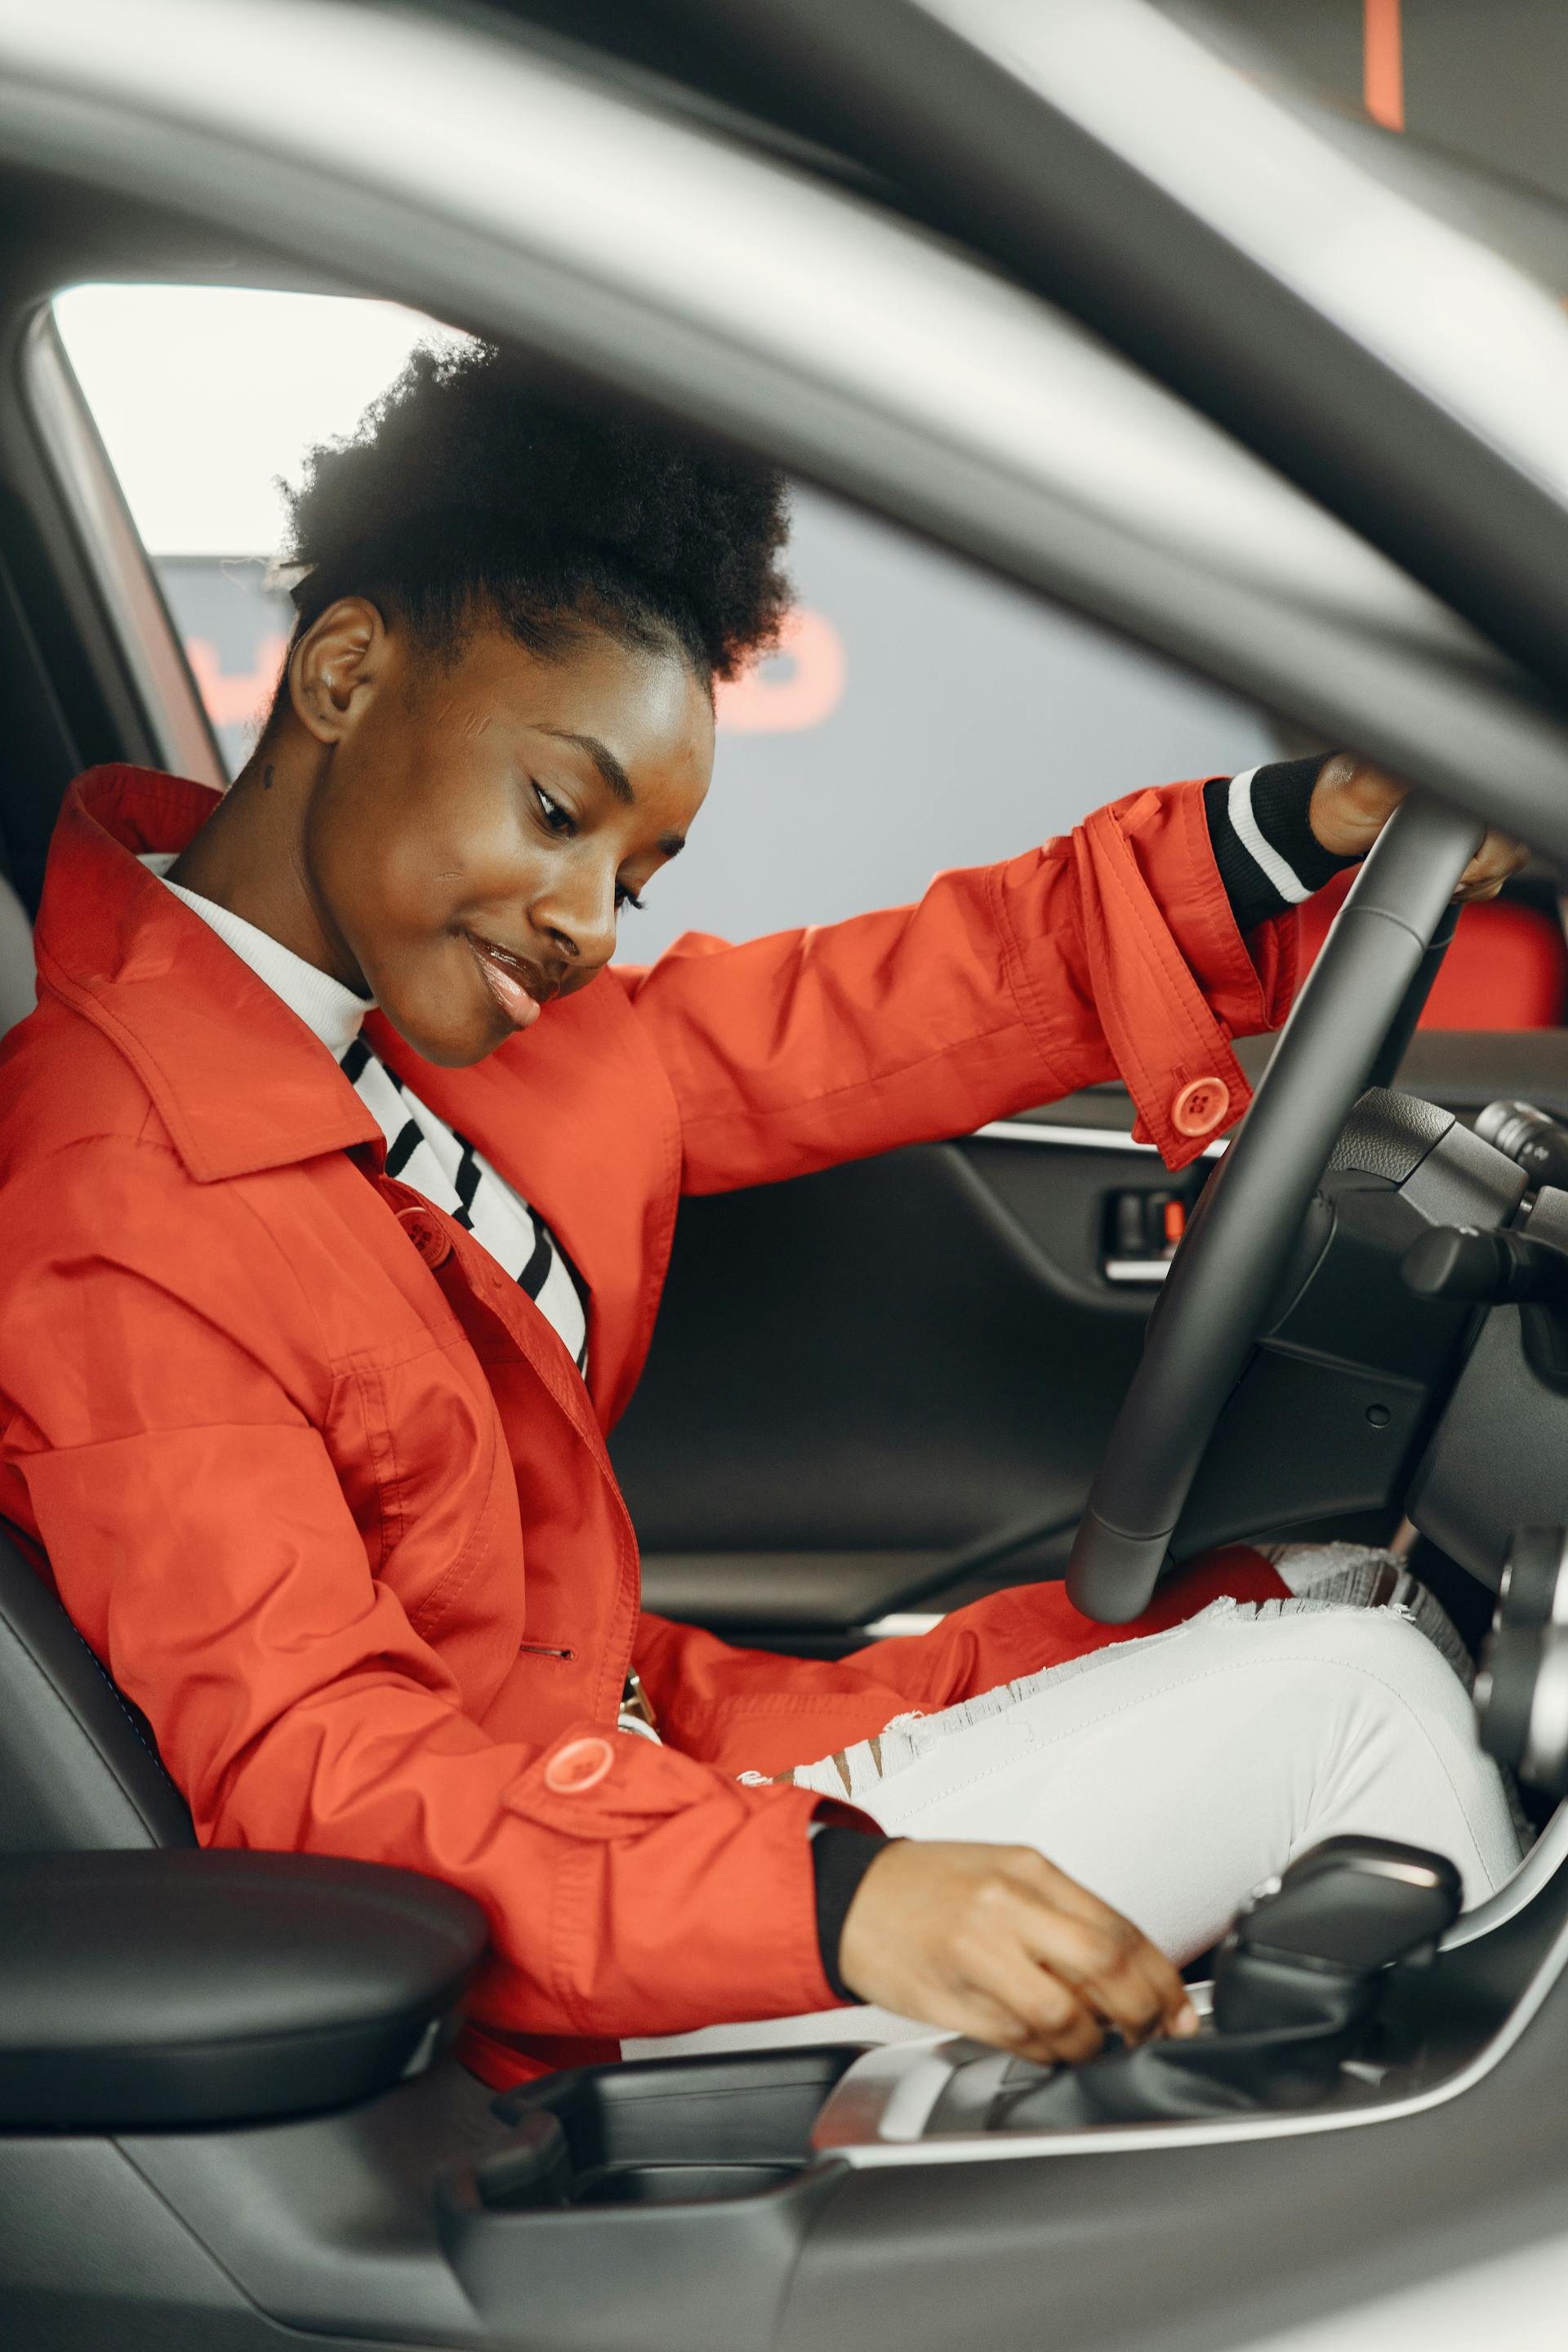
[324,757,535,941]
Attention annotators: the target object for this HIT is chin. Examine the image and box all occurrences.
[376,996,506,1071]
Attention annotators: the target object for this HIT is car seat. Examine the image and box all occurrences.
[0,855,186,1849]
[0,1517,194,1851]
[1299,867,1568,1028]
[0,866,33,1035]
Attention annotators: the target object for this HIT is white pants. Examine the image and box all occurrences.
[624,1597,1522,2060]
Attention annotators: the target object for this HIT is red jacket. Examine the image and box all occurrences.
[0,767,1293,2083]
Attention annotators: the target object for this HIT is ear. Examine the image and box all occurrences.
[288,598,389,747]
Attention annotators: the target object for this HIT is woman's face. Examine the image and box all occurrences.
[297,608,713,1067]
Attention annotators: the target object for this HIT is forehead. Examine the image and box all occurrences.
[430,619,715,787]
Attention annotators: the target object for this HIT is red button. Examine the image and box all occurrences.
[399,1211,452,1270]
[544,1735,614,1794]
[1171,1076,1230,1138]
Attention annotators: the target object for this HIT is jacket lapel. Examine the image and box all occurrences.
[365,974,683,1428]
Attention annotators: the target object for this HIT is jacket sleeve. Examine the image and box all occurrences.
[0,1140,852,2044]
[635,1547,1296,1782]
[618,773,1295,1189]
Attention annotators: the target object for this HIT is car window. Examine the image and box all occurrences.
[53,283,1281,963]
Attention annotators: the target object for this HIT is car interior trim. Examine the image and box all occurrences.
[679,0,1568,705]
[973,1119,1225,1159]
[20,310,221,791]
[813,1875,1568,2169]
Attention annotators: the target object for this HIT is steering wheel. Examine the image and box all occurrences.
[1067,793,1483,1624]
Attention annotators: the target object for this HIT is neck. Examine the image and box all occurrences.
[169,739,366,994]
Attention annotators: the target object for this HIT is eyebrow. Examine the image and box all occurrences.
[541,728,635,805]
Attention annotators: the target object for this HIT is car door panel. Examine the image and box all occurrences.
[612,1122,1163,1637]
[615,1029,1568,1640]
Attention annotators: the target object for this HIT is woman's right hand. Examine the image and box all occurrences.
[836,1839,1199,2062]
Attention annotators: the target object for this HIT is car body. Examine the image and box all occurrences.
[1,3,1568,2347]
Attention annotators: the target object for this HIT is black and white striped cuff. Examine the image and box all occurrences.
[1203,756,1358,935]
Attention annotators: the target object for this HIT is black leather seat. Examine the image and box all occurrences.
[0,1521,493,2134]
[0,852,164,1848]
[0,1521,194,1851]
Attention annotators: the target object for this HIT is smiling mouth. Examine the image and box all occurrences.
[464,931,554,1029]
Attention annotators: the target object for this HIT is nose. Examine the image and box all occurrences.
[533,851,619,972]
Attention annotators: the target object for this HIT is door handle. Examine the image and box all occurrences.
[1103,1189,1187,1283]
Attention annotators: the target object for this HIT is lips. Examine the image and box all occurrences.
[465,932,553,1031]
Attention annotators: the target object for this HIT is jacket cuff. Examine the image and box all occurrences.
[999,777,1298,1172]
[1204,759,1356,933]
[811,1824,890,2001]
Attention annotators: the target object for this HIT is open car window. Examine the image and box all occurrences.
[52,278,1568,1020]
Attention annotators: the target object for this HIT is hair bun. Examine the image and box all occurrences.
[280,342,791,679]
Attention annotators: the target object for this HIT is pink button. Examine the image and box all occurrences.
[544,1735,614,1794]
[1171,1076,1230,1138]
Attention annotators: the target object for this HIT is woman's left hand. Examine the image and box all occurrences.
[1309,753,1529,902]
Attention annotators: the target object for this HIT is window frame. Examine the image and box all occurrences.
[23,306,221,789]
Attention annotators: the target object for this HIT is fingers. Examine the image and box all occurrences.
[1003,1851,1195,2038]
[957,1938,1107,2065]
[1015,1898,1187,2047]
[1455,830,1530,902]
[949,1856,1191,2055]
[1310,757,1532,900]
[834,1838,1197,2066]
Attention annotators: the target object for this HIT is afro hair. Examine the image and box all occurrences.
[278,341,793,684]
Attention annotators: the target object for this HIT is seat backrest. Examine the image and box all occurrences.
[0,1524,194,1851]
[0,867,34,1037]
[1299,868,1568,1030]
[0,854,189,1851]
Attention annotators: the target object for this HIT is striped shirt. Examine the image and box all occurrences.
[336,1031,589,1374]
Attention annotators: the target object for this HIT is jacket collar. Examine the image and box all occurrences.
[33,766,383,1183]
[36,768,686,1425]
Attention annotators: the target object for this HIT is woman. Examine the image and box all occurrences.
[0,346,1523,2086]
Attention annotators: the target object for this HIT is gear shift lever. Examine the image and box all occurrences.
[1213,1837,1459,2036]
[991,1837,1461,2130]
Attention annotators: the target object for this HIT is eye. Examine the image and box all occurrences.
[532,782,575,836]
[615,884,646,914]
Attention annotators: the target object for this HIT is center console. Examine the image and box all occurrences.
[419,1832,1535,2342]
[7,1812,1557,2352]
